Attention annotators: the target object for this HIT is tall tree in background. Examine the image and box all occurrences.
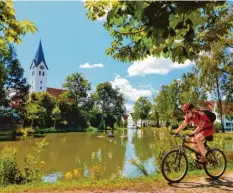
[95,82,126,129]
[0,46,8,107]
[133,97,152,127]
[0,0,37,124]
[196,39,233,132]
[179,69,207,106]
[85,1,232,65]
[155,86,170,126]
[63,73,91,106]
[5,45,29,123]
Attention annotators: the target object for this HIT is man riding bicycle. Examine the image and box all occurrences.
[175,103,214,163]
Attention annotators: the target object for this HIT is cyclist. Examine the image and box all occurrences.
[175,103,214,163]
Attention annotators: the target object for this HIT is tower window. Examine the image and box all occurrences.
[39,71,41,76]
[32,71,35,76]
[43,71,45,76]
[40,87,42,90]
[40,81,42,84]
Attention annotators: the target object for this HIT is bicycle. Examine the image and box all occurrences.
[161,131,227,183]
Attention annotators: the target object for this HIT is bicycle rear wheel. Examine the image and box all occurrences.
[161,149,188,183]
[204,148,227,179]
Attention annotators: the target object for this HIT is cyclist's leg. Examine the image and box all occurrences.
[195,133,206,158]
[191,137,200,154]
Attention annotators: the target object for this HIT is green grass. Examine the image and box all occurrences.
[1,166,233,193]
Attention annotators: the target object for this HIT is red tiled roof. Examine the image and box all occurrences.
[216,101,233,115]
[203,101,233,115]
[47,87,66,97]
[123,115,129,121]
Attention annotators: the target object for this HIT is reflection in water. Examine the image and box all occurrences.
[121,129,155,177]
[6,129,232,181]
[42,172,62,183]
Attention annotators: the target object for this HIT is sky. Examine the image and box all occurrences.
[14,1,194,112]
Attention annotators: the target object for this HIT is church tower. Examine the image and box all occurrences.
[29,41,49,94]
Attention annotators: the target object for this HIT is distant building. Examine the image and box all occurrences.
[212,101,233,131]
[29,41,65,97]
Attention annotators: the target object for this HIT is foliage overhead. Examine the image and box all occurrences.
[0,0,37,46]
[85,1,233,64]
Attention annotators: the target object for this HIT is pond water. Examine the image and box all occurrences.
[0,129,232,182]
[0,129,158,181]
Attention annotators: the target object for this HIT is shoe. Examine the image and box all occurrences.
[197,156,207,164]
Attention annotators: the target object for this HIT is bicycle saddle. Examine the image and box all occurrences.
[205,135,213,141]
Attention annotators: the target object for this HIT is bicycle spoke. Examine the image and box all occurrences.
[162,150,188,183]
[204,149,227,179]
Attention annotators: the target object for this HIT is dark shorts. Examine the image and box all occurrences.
[194,127,214,141]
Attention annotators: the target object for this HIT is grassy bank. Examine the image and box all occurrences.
[1,169,233,193]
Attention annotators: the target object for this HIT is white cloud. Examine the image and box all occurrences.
[228,47,233,53]
[111,75,152,102]
[79,63,104,69]
[125,104,134,112]
[128,56,193,76]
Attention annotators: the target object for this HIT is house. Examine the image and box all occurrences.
[212,101,233,131]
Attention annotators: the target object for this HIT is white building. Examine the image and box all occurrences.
[127,113,136,129]
[213,102,233,131]
[29,41,49,94]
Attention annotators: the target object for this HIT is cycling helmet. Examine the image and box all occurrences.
[182,103,194,113]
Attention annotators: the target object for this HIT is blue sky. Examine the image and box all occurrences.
[14,1,193,112]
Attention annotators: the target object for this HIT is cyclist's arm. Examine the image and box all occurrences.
[175,121,188,134]
[192,120,205,135]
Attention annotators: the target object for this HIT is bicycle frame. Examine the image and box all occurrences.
[178,138,210,156]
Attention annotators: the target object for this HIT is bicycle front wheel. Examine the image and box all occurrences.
[204,148,227,179]
[161,149,188,183]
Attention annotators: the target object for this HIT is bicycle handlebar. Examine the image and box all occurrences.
[170,131,191,140]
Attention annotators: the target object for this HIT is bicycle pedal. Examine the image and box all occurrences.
[195,162,202,169]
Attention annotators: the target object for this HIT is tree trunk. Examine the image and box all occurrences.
[141,119,142,128]
[31,119,34,127]
[216,76,224,133]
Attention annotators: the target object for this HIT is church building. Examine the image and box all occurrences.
[29,41,65,97]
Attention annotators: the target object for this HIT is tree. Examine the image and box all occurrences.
[133,97,152,128]
[196,40,233,132]
[5,45,29,123]
[148,104,160,127]
[179,69,207,106]
[85,1,232,64]
[95,82,126,129]
[0,0,37,45]
[51,106,61,129]
[155,86,170,126]
[26,103,46,127]
[63,73,91,106]
[0,0,37,123]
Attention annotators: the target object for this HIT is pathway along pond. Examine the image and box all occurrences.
[0,128,232,182]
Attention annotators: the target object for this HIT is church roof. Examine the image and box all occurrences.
[47,87,66,97]
[30,41,49,70]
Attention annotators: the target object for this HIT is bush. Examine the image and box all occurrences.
[0,147,42,185]
[16,127,35,137]
[0,147,24,185]
[86,126,97,132]
[214,122,223,133]
[98,119,105,130]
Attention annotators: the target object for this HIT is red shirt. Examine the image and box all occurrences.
[185,110,213,129]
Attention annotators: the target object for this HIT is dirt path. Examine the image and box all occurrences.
[33,173,233,193]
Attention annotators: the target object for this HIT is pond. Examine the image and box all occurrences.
[0,129,158,181]
[0,128,232,182]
